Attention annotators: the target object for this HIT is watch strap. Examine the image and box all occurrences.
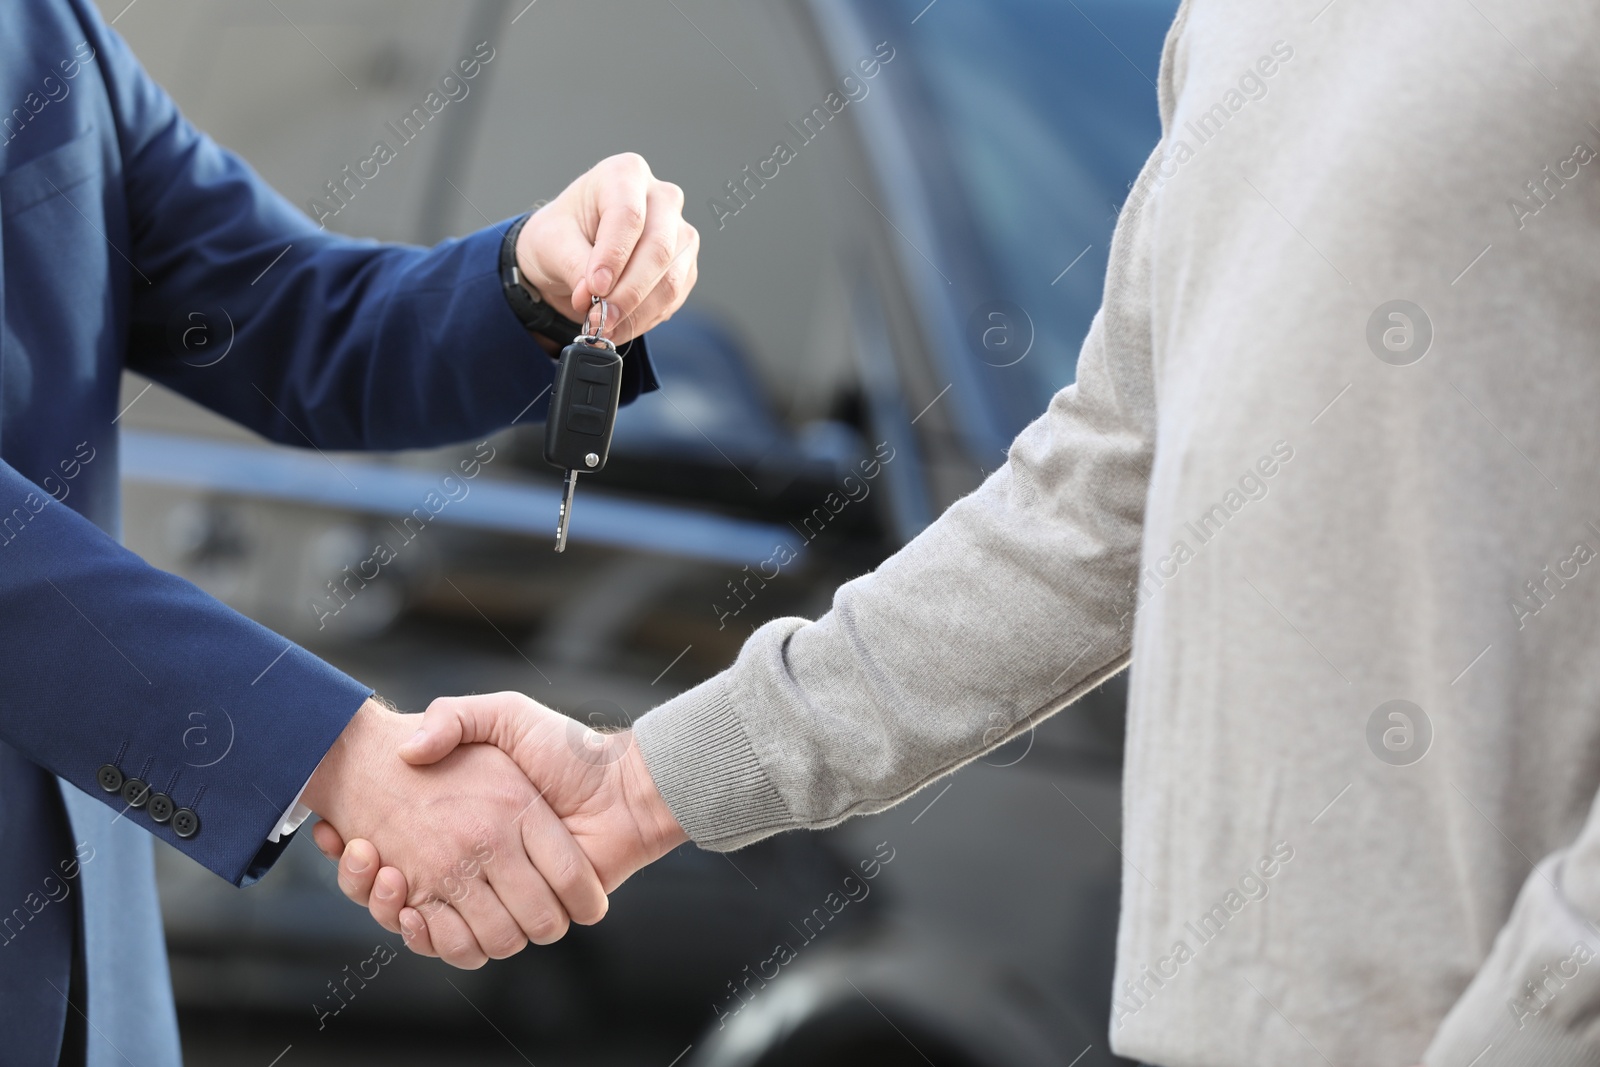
[500,214,584,346]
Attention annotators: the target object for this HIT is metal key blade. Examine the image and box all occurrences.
[555,468,579,552]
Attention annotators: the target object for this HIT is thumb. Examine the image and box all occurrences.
[583,153,652,302]
[398,692,535,765]
[397,697,470,765]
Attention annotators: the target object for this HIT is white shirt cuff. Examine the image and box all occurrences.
[268,774,317,844]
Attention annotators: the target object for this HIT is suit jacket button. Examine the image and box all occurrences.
[148,793,175,824]
[172,809,200,839]
[121,778,151,809]
[96,765,124,793]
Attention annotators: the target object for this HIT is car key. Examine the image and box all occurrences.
[545,296,624,552]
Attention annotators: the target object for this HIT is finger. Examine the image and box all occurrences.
[312,819,346,862]
[410,898,488,969]
[337,839,381,907]
[614,208,695,343]
[398,906,435,956]
[612,224,698,343]
[367,866,409,935]
[612,258,691,344]
[483,845,573,947]
[444,873,531,962]
[504,792,606,935]
[603,181,685,326]
[584,153,653,301]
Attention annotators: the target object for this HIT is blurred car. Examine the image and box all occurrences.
[106,0,1177,1062]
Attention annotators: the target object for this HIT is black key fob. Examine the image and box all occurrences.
[544,339,623,473]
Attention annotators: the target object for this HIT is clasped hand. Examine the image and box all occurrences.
[309,693,685,969]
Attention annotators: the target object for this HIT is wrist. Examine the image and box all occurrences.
[501,212,581,348]
[513,208,558,299]
[302,697,399,823]
[619,730,688,858]
[514,268,562,355]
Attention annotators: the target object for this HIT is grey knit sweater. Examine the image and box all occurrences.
[635,2,1600,1063]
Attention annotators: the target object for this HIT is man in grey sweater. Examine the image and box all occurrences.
[323,1,1600,1063]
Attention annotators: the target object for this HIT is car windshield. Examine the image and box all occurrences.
[848,0,1175,431]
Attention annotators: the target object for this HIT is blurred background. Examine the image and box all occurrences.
[98,0,1178,1063]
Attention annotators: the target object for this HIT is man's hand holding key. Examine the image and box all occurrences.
[510,152,696,548]
[514,152,700,345]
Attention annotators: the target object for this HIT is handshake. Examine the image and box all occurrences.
[301,695,688,969]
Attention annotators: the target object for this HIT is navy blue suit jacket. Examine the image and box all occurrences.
[0,3,653,1063]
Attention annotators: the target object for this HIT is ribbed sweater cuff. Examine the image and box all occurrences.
[1424,855,1600,1066]
[1424,983,1599,1067]
[632,674,796,852]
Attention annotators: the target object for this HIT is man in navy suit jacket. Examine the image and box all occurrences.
[0,2,700,1063]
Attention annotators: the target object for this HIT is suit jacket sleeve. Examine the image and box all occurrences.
[7,3,656,887]
[0,458,372,886]
[82,4,652,450]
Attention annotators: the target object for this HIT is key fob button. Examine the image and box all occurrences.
[567,407,607,436]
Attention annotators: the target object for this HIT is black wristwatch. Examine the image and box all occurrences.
[500,213,583,347]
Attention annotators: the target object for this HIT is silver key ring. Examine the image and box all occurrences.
[583,295,609,341]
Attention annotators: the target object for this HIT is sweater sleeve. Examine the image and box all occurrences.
[1423,799,1600,1065]
[632,145,1165,851]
